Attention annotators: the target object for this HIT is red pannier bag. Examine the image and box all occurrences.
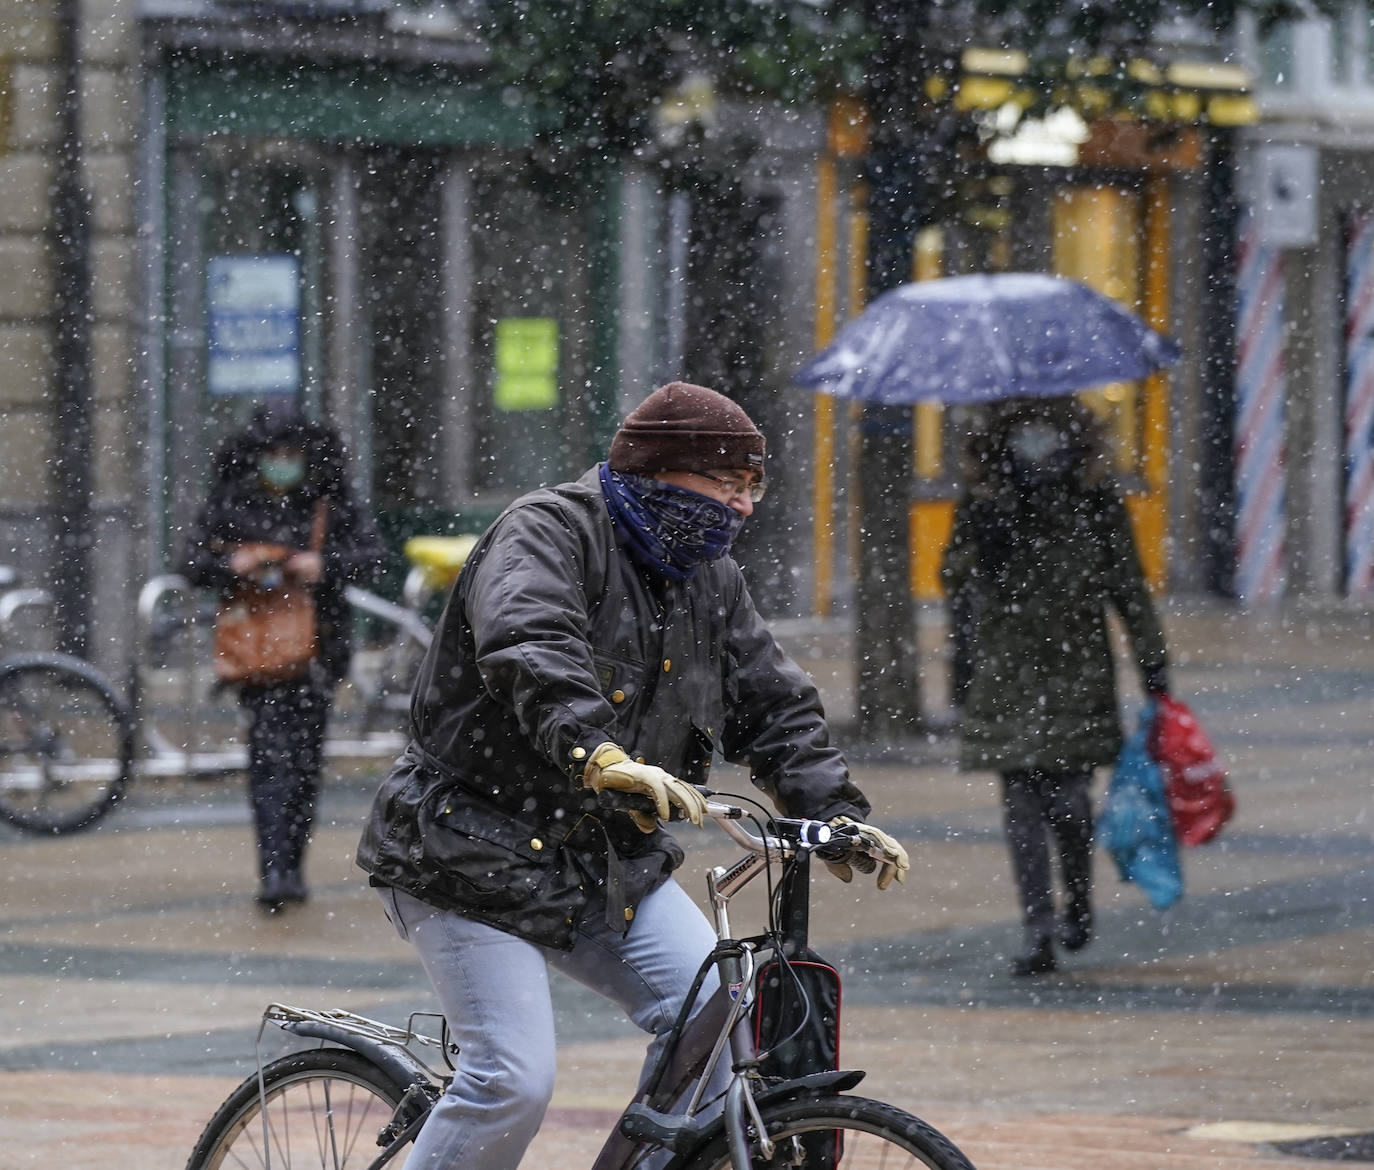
[1149,695,1236,847]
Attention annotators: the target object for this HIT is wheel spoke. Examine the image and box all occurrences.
[0,657,130,834]
[187,1050,408,1170]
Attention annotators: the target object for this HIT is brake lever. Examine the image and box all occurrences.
[813,824,866,862]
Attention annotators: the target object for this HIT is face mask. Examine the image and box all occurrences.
[260,454,306,491]
[599,466,744,581]
[1008,422,1067,465]
[1007,421,1076,483]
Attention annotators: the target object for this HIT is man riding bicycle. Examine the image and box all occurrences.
[357,381,908,1169]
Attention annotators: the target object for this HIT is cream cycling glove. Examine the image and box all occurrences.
[824,816,910,891]
[582,743,709,834]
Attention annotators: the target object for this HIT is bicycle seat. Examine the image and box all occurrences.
[403,536,479,591]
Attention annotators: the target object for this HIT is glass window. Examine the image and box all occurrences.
[1331,8,1351,86]
[359,149,445,511]
[1261,20,1296,88]
[1364,1,1374,86]
[200,156,318,436]
[468,176,586,498]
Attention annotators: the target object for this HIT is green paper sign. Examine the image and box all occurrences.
[494,318,559,411]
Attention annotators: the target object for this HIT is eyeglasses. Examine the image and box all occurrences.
[694,470,767,503]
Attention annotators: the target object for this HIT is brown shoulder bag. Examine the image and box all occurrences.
[213,499,328,685]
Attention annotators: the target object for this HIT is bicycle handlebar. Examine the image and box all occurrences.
[596,786,887,867]
[699,790,883,867]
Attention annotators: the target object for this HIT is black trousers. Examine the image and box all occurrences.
[240,674,331,880]
[999,768,1094,940]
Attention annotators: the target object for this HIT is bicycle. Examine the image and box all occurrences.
[183,791,977,1170]
[0,536,474,837]
[0,569,136,835]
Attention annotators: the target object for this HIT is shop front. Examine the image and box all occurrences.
[139,21,621,575]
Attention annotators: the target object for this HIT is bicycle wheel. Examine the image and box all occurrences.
[185,1048,420,1170]
[679,1094,977,1170]
[0,652,134,835]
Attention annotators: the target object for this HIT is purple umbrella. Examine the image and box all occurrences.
[795,273,1181,406]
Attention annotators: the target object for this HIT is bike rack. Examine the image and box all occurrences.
[344,585,433,648]
[129,578,417,779]
[133,575,228,776]
[0,587,54,645]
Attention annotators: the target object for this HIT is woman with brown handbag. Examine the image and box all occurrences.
[183,398,384,911]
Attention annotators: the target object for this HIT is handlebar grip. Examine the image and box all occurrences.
[595,790,660,817]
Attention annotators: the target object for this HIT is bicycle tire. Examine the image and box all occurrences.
[185,1048,418,1170]
[0,652,134,835]
[676,1093,977,1170]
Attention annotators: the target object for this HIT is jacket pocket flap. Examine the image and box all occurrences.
[434,802,548,862]
[592,648,646,700]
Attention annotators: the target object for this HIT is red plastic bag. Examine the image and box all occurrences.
[1149,695,1236,846]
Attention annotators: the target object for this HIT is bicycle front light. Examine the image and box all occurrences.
[775,818,832,847]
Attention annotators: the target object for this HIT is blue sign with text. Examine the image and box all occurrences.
[207,255,301,396]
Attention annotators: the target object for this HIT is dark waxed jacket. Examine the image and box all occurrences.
[357,466,869,949]
[941,478,1168,775]
[181,411,384,683]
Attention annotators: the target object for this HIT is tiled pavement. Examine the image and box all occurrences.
[3,598,1372,1167]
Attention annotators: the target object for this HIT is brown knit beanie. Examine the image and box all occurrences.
[608,382,766,476]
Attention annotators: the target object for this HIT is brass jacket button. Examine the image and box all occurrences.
[624,907,635,922]
[530,838,543,851]
[662,658,671,672]
[572,746,587,760]
[611,689,626,703]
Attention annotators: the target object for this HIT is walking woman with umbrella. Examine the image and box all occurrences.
[941,397,1171,976]
[796,272,1182,975]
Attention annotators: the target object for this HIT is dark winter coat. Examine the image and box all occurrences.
[356,466,869,949]
[941,479,1168,775]
[181,409,384,684]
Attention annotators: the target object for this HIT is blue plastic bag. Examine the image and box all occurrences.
[1099,705,1183,910]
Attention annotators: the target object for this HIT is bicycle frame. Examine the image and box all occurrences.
[253,796,872,1170]
[605,803,863,1170]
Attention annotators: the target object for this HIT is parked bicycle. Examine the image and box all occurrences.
[0,536,475,837]
[184,790,977,1170]
[0,567,136,835]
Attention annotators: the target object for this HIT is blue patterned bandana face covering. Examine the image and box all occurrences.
[599,465,746,581]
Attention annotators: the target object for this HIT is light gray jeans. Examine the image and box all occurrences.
[379,879,725,1170]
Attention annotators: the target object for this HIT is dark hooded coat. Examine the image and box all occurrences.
[941,402,1168,775]
[181,403,384,683]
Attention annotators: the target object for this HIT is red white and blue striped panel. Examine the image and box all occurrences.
[1344,211,1374,593]
[1234,211,1288,606]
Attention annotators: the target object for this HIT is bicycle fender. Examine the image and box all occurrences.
[751,1068,866,1105]
[662,1070,867,1168]
[279,1019,437,1093]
